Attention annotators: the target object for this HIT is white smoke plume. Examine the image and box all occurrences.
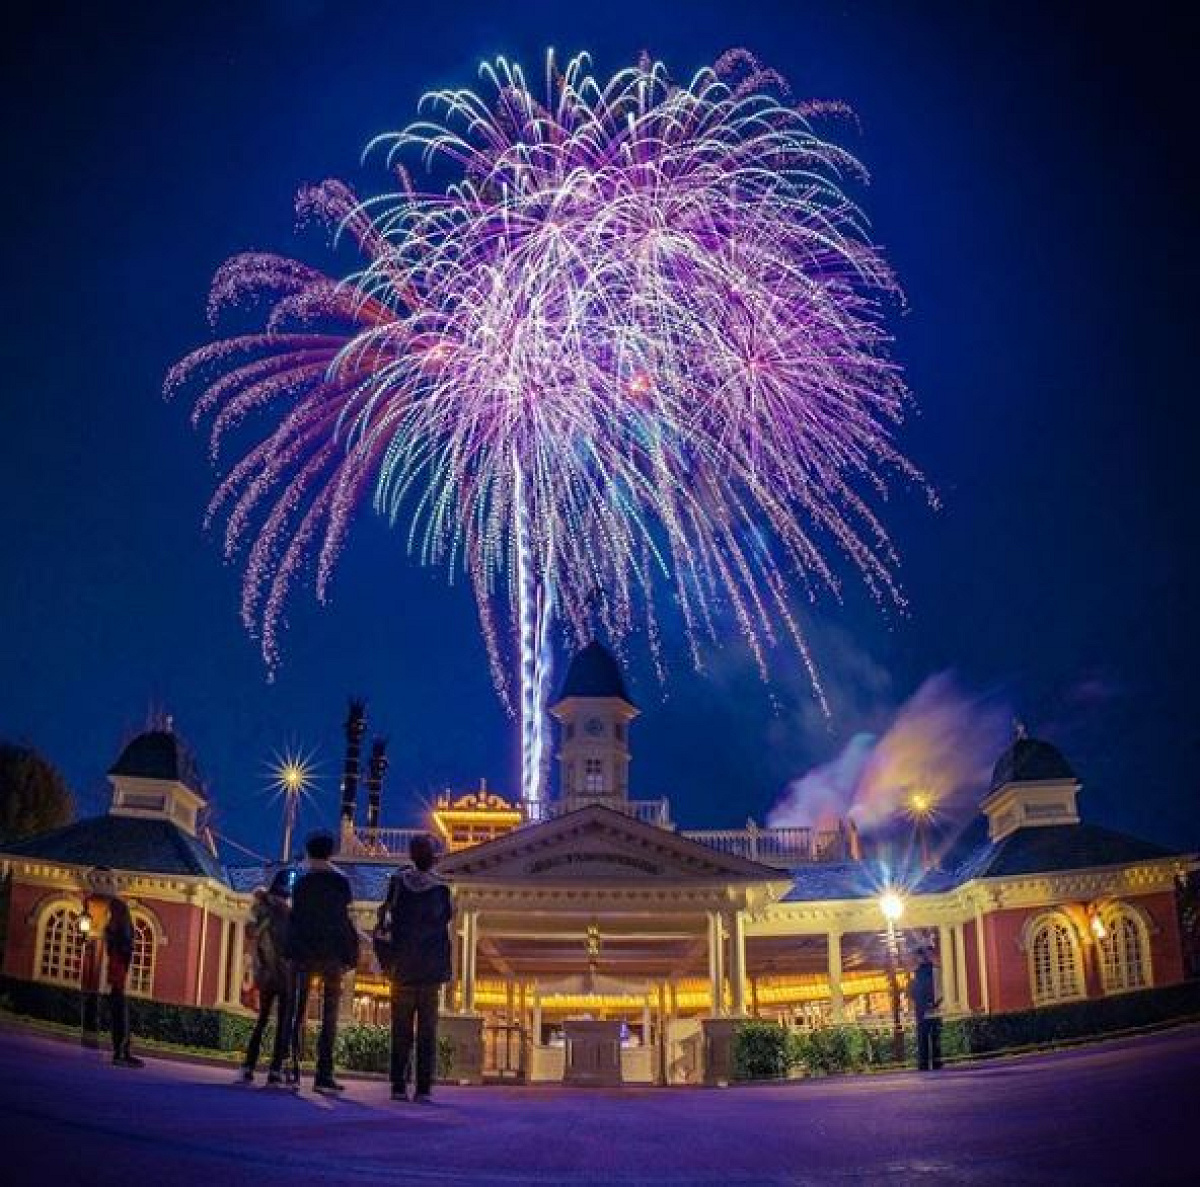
[767,672,1011,834]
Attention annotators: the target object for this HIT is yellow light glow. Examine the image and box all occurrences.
[880,890,906,923]
[908,791,932,817]
[268,746,318,800]
[1090,914,1108,941]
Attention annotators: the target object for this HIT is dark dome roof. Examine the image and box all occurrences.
[557,641,633,704]
[109,730,202,793]
[990,736,1074,792]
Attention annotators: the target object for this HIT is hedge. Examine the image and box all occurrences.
[946,979,1200,1056]
[334,1022,455,1078]
[0,976,455,1075]
[0,974,251,1051]
[733,980,1200,1079]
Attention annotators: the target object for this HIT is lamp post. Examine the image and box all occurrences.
[880,890,906,1063]
[905,790,936,872]
[270,749,316,862]
[77,898,103,1047]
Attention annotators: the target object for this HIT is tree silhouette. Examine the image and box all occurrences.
[0,741,74,843]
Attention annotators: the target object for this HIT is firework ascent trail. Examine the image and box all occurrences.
[166,49,927,818]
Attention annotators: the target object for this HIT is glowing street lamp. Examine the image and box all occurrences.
[905,789,937,871]
[269,747,318,862]
[879,889,906,1062]
[76,895,105,1047]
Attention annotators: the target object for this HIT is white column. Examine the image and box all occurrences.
[973,904,990,1014]
[449,910,462,1010]
[937,924,955,1013]
[954,924,969,1011]
[216,917,231,1007]
[194,902,209,1006]
[463,910,479,1014]
[707,911,725,1016]
[229,919,245,1007]
[827,930,846,1023]
[728,910,747,1017]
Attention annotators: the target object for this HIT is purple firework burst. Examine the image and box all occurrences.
[169,49,926,722]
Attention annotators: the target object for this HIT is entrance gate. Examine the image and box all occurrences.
[482,1020,524,1081]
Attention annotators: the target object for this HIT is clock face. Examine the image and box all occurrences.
[584,717,605,737]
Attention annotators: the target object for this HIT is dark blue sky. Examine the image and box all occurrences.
[2,2,1195,859]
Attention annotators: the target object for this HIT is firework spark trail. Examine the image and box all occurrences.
[167,50,927,816]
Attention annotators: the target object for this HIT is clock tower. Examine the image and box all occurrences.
[550,640,638,812]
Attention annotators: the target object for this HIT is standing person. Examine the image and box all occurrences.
[240,868,296,1085]
[104,896,144,1069]
[286,830,358,1094]
[382,833,453,1103]
[910,945,943,1071]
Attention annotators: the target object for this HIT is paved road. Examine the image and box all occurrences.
[0,1025,1194,1186]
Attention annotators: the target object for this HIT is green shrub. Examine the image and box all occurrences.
[732,1020,791,1080]
[944,980,1200,1056]
[437,1033,455,1080]
[336,1023,390,1073]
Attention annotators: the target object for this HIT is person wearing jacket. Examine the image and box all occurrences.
[240,868,296,1085]
[381,833,453,1103]
[909,945,944,1071]
[104,896,144,1068]
[285,830,358,1093]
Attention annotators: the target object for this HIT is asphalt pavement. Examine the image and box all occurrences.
[0,1023,1194,1185]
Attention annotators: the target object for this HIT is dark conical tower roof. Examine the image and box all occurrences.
[108,729,203,793]
[990,736,1074,792]
[557,640,633,704]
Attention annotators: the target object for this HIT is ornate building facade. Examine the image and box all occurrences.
[1,642,1194,1084]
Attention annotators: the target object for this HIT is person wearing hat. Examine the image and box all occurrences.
[240,866,296,1085]
[909,944,944,1071]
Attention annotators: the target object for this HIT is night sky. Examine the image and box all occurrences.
[2,2,1196,860]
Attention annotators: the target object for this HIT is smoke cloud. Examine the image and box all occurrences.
[767,672,1011,834]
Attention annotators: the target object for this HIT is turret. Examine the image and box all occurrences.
[365,736,389,830]
[550,640,638,812]
[339,697,368,827]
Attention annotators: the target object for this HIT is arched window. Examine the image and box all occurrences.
[1099,907,1150,994]
[38,905,85,986]
[128,913,157,997]
[1029,914,1083,1005]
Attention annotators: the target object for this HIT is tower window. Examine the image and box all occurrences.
[584,758,605,793]
[614,723,625,743]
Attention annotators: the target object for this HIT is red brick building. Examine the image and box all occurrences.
[0,646,1195,1082]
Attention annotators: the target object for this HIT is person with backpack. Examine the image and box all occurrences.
[286,830,359,1094]
[240,868,296,1085]
[377,834,453,1103]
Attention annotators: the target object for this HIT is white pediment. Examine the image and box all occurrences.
[438,804,781,883]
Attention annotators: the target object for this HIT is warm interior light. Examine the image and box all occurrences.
[1090,914,1108,941]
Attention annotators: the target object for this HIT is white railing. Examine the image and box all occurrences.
[681,822,852,868]
[545,797,673,827]
[343,826,427,860]
[347,809,856,868]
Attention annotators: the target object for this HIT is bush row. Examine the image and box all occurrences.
[732,980,1200,1079]
[0,976,455,1074]
[0,974,260,1051]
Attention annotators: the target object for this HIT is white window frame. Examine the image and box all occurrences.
[1027,912,1085,1006]
[36,901,86,987]
[1098,905,1152,995]
[583,758,605,794]
[127,911,157,997]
